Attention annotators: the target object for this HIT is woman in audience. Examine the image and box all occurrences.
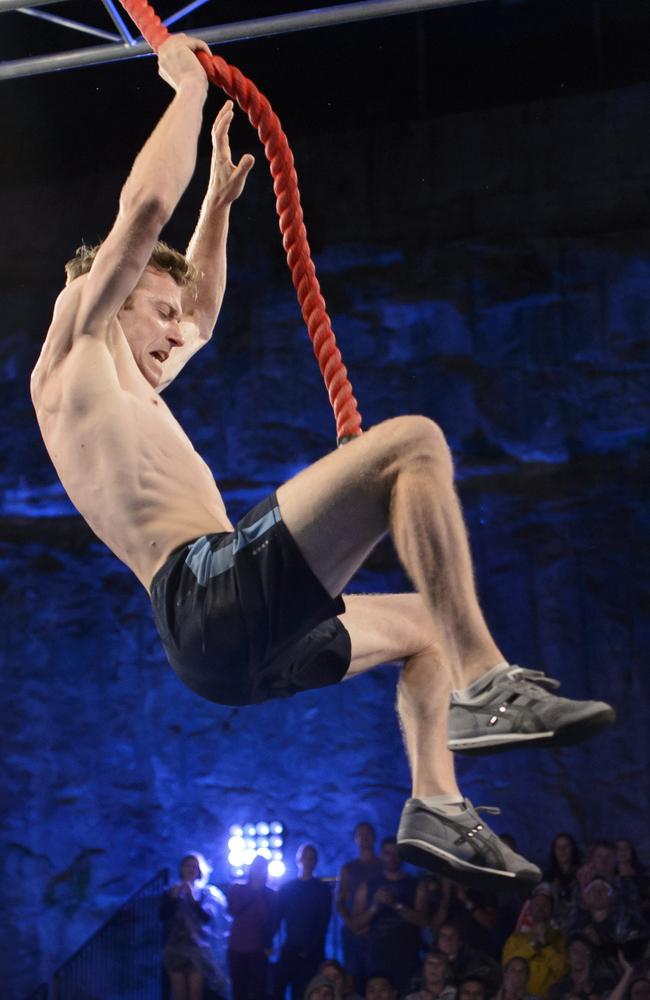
[615,840,650,920]
[160,852,228,1000]
[546,834,582,934]
[491,957,535,1000]
[547,933,616,1000]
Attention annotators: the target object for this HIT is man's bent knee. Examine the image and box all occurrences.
[373,415,452,473]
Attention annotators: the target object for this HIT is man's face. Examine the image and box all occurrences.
[248,855,268,888]
[320,964,344,989]
[119,268,184,388]
[309,987,334,1000]
[567,940,591,974]
[529,891,553,923]
[355,823,376,852]
[380,840,401,874]
[459,981,486,1000]
[298,844,318,875]
[585,880,612,912]
[503,959,529,995]
[438,924,461,958]
[424,953,449,986]
[591,846,616,879]
[365,977,396,1000]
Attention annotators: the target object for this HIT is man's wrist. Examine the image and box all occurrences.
[177,76,209,103]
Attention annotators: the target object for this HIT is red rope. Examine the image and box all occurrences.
[118,0,362,443]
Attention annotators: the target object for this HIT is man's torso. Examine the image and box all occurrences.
[32,285,231,589]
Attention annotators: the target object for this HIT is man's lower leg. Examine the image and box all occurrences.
[388,419,503,687]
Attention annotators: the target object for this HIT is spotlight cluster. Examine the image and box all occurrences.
[227,821,286,878]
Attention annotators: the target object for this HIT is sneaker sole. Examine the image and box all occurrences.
[397,837,540,893]
[448,705,616,755]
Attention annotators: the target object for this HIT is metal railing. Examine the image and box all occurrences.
[51,867,169,1000]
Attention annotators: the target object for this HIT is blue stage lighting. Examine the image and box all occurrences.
[227,820,286,878]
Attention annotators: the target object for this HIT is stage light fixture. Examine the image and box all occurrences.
[227,820,286,878]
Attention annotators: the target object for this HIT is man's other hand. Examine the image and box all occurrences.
[208,100,255,206]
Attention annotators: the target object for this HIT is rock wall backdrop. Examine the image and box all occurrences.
[1,2,649,996]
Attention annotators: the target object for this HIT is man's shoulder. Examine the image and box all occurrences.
[33,279,103,391]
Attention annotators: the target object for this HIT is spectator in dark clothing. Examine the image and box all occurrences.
[491,956,535,1000]
[336,823,383,992]
[427,878,499,958]
[457,977,488,1000]
[304,974,338,1000]
[615,840,650,923]
[547,933,617,1000]
[437,922,501,996]
[352,837,427,996]
[227,856,276,1000]
[273,844,332,1000]
[545,834,583,936]
[571,877,649,971]
[160,853,229,1000]
[364,975,398,1000]
[319,959,363,1000]
[403,949,457,1000]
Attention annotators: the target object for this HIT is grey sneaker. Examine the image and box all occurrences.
[397,797,541,891]
[448,665,615,755]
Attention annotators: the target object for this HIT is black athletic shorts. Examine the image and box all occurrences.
[150,493,351,706]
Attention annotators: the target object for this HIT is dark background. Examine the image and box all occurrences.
[1,1,649,995]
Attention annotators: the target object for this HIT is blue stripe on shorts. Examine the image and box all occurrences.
[184,505,283,586]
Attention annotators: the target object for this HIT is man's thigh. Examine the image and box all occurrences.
[339,593,438,676]
[276,417,434,597]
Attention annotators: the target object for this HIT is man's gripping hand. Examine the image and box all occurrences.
[157,33,211,93]
[207,100,255,207]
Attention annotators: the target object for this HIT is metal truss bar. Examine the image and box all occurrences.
[0,0,67,10]
[0,0,487,81]
[20,7,121,41]
[101,0,136,44]
[163,0,211,30]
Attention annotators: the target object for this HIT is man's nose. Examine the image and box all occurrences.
[167,324,185,348]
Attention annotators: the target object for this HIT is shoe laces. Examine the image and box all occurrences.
[473,804,501,817]
[508,666,560,694]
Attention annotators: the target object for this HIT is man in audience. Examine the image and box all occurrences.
[364,974,398,1000]
[502,883,566,997]
[404,949,457,1000]
[547,933,617,1000]
[273,843,332,999]
[227,855,276,1000]
[320,958,363,999]
[437,922,501,994]
[337,823,383,991]
[457,976,488,1000]
[428,878,499,958]
[352,836,427,995]
[571,877,648,971]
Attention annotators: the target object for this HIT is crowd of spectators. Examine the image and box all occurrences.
[161,827,650,1000]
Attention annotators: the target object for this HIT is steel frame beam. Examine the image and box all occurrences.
[0,0,486,81]
[0,0,67,10]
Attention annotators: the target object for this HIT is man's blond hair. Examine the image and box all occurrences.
[64,240,198,290]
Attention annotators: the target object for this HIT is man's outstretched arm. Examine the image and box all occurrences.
[159,100,254,389]
[71,34,211,341]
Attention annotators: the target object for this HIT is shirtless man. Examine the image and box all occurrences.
[31,34,615,892]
